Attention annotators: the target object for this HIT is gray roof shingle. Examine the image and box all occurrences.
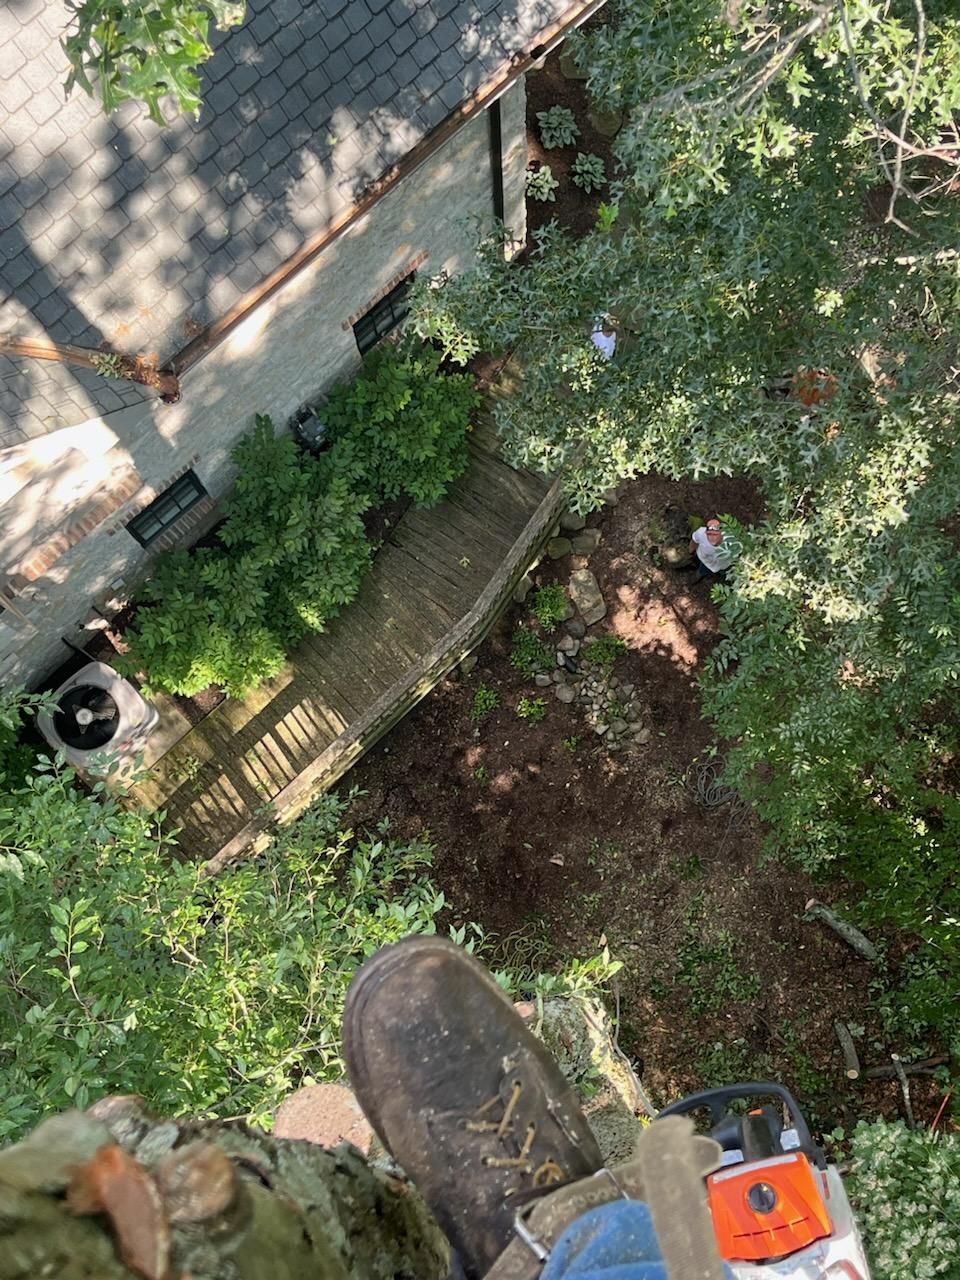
[1,0,576,444]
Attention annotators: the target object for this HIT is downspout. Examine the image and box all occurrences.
[488,99,506,225]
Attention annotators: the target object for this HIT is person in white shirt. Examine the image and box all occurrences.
[689,516,736,582]
[591,316,617,360]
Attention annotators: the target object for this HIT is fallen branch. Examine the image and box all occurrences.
[892,1054,916,1128]
[863,1054,950,1080]
[803,899,878,962]
[834,1021,861,1080]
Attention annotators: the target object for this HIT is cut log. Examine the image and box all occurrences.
[834,1021,861,1080]
[803,899,878,962]
[864,1053,950,1080]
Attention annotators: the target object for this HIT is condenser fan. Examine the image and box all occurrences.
[52,684,120,750]
[38,661,160,781]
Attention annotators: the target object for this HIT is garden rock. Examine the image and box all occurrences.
[458,654,478,676]
[547,537,573,560]
[558,635,580,656]
[610,719,627,735]
[588,108,623,137]
[560,511,587,532]
[555,684,576,704]
[564,619,586,639]
[572,529,602,555]
[634,727,652,744]
[569,569,606,624]
[558,49,588,80]
[535,673,553,688]
[551,669,564,683]
[513,573,533,605]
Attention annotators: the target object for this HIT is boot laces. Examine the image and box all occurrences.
[463,1078,566,1187]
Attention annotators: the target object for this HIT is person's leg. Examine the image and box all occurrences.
[540,1201,669,1280]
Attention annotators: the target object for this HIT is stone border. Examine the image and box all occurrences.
[203,468,568,875]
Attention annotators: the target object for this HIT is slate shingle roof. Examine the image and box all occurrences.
[0,0,574,447]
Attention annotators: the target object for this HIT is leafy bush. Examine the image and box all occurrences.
[0,691,44,788]
[848,1120,960,1280]
[571,152,607,193]
[123,419,371,697]
[531,583,570,630]
[470,684,499,721]
[511,628,552,676]
[537,105,580,149]
[526,165,560,202]
[0,694,624,1143]
[123,341,476,696]
[323,339,479,508]
[583,633,627,674]
[517,695,547,722]
[0,769,447,1140]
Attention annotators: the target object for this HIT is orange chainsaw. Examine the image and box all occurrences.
[659,1082,871,1279]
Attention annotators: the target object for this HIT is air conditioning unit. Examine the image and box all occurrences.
[38,661,160,781]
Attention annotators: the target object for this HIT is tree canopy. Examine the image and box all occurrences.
[63,0,246,122]
[413,0,960,1049]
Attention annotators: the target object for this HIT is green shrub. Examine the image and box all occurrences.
[526,165,559,202]
[571,152,607,193]
[531,583,570,630]
[848,1120,960,1280]
[471,684,499,721]
[511,628,552,677]
[323,339,479,508]
[537,105,580,148]
[123,418,372,697]
[122,339,476,697]
[583,633,627,674]
[517,695,547,722]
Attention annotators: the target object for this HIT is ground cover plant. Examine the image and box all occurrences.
[121,341,478,697]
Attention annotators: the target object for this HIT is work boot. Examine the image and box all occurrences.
[342,935,604,1279]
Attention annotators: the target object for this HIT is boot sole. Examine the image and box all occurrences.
[343,934,515,1151]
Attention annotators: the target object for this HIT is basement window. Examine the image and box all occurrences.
[125,471,207,547]
[353,274,415,355]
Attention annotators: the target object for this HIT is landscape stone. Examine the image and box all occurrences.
[513,573,534,605]
[625,706,640,722]
[595,723,608,736]
[535,673,553,688]
[565,619,586,639]
[610,718,627,734]
[560,510,587,532]
[568,569,606,625]
[458,653,478,676]
[547,537,573,560]
[555,684,576,703]
[571,528,602,556]
[634,727,652,744]
[601,487,620,507]
[551,669,564,683]
[559,602,576,621]
[558,635,580,656]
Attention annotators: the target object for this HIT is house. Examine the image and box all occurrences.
[0,0,603,690]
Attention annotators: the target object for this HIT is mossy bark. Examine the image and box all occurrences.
[0,1101,449,1280]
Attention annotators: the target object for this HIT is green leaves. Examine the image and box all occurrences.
[63,0,246,122]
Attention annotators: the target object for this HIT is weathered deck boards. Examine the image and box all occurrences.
[133,417,551,859]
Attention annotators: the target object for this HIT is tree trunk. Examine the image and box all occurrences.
[0,1099,450,1280]
[0,999,646,1279]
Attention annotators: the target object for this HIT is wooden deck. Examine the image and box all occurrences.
[132,415,551,859]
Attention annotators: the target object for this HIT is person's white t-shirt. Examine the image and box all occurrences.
[591,327,616,360]
[692,527,733,573]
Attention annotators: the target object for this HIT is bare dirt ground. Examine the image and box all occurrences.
[348,475,928,1129]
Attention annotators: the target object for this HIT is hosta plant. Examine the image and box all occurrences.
[571,152,606,193]
[526,165,560,203]
[537,105,580,149]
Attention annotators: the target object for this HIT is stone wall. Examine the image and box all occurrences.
[0,81,527,690]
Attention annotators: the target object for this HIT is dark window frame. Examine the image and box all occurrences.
[125,470,207,547]
[353,273,415,355]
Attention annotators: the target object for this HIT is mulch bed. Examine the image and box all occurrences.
[524,40,617,247]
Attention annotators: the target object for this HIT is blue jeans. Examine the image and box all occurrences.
[540,1201,732,1280]
[696,561,728,583]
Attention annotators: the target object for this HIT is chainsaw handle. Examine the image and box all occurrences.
[657,1081,822,1166]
